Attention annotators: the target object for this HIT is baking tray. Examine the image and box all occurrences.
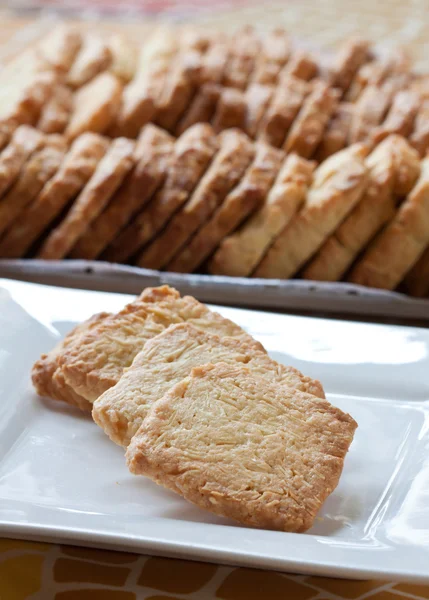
[0,259,428,323]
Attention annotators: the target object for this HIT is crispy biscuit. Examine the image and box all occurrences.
[330,37,370,93]
[169,142,283,273]
[210,154,315,277]
[0,120,16,152]
[254,145,368,279]
[103,124,217,263]
[108,33,138,82]
[0,133,108,258]
[348,84,392,143]
[212,87,246,133]
[315,103,354,161]
[244,83,274,139]
[281,50,318,81]
[0,136,66,239]
[372,90,420,144]
[94,322,325,447]
[284,81,339,158]
[57,285,258,402]
[196,36,230,85]
[65,72,123,140]
[0,125,44,198]
[67,34,112,88]
[37,84,73,134]
[251,29,290,85]
[70,125,174,260]
[348,157,429,290]
[259,75,310,148]
[126,361,356,533]
[37,25,82,73]
[222,26,260,90]
[302,138,398,282]
[38,137,135,259]
[137,129,254,270]
[175,83,221,136]
[32,312,110,411]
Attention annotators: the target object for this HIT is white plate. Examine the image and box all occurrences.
[0,279,428,582]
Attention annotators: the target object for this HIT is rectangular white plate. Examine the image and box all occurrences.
[0,278,428,582]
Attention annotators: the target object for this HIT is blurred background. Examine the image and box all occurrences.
[1,0,428,69]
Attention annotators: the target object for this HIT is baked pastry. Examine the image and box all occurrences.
[37,84,74,134]
[210,154,315,277]
[38,137,135,259]
[93,322,325,447]
[0,132,108,258]
[0,125,44,198]
[67,34,112,89]
[349,156,429,289]
[0,135,66,239]
[137,129,254,270]
[126,361,356,532]
[315,103,354,161]
[254,144,368,279]
[47,285,258,404]
[70,125,174,260]
[169,142,284,273]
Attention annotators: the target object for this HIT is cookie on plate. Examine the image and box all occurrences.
[126,361,356,532]
[93,322,325,447]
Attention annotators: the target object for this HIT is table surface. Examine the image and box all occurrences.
[1,7,428,599]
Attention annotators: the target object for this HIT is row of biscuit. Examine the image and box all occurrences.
[0,122,428,296]
[32,284,357,532]
[1,25,429,159]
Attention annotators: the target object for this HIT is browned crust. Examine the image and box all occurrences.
[254,145,369,279]
[348,157,429,290]
[329,37,371,93]
[70,125,174,260]
[244,83,275,139]
[222,26,260,90]
[37,25,82,73]
[137,129,254,270]
[175,83,221,136]
[280,50,318,81]
[0,125,44,198]
[315,103,354,162]
[372,90,420,144]
[409,101,429,158]
[65,72,123,140]
[258,75,310,148]
[211,87,246,133]
[36,84,74,134]
[38,137,135,259]
[169,142,284,273]
[348,84,392,143]
[67,34,112,89]
[209,154,315,277]
[0,136,66,240]
[251,29,291,85]
[57,285,258,402]
[0,133,108,258]
[284,81,339,158]
[126,362,356,533]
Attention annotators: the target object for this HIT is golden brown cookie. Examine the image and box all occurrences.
[0,133,108,258]
[348,157,429,290]
[137,129,254,270]
[175,83,221,136]
[329,37,371,93]
[0,125,44,198]
[254,145,368,279]
[315,103,354,161]
[70,125,174,260]
[36,84,74,134]
[258,75,311,148]
[211,87,246,133]
[67,34,112,88]
[38,137,135,259]
[103,124,217,264]
[372,90,420,144]
[94,322,325,447]
[280,50,318,81]
[65,72,123,140]
[284,81,339,158]
[348,84,392,143]
[169,142,283,273]
[126,361,356,533]
[37,25,82,73]
[244,83,275,138]
[251,29,291,85]
[222,26,260,90]
[108,33,138,83]
[56,285,258,402]
[32,312,110,411]
[0,135,66,239]
[210,154,315,277]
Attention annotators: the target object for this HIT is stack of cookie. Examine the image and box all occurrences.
[32,285,357,532]
[0,24,429,297]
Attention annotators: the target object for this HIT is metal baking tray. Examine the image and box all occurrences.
[0,259,427,324]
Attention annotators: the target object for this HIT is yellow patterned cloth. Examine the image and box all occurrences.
[1,538,428,600]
